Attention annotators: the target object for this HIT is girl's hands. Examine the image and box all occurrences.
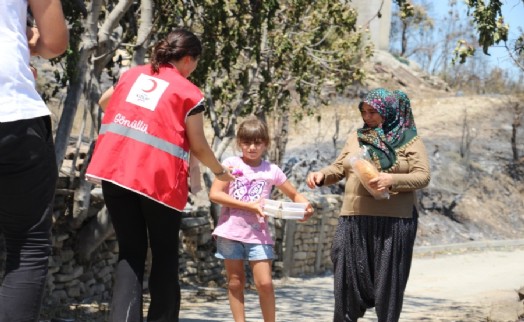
[299,203,315,222]
[247,199,265,218]
[368,172,393,192]
[306,171,325,189]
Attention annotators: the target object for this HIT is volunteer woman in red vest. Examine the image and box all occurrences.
[86,28,234,322]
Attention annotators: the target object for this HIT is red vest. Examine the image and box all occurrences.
[87,64,204,211]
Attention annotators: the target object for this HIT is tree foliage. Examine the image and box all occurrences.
[465,0,509,54]
[452,0,523,69]
[395,0,524,71]
[391,1,434,57]
[167,1,370,164]
[53,0,370,166]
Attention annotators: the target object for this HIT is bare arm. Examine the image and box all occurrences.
[186,113,234,182]
[277,180,315,221]
[98,86,115,111]
[209,179,263,216]
[26,27,39,56]
[29,0,69,59]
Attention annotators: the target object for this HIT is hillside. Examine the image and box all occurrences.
[284,50,524,246]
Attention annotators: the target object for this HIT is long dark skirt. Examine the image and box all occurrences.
[331,208,418,322]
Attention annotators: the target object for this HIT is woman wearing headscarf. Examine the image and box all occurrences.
[306,88,430,322]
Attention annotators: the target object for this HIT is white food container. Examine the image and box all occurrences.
[262,199,307,220]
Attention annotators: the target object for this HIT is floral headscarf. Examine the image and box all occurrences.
[356,88,418,170]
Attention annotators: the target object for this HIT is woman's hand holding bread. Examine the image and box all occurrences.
[351,158,391,199]
[368,172,393,192]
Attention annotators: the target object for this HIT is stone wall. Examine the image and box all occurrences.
[0,173,342,305]
[178,193,343,284]
[276,194,341,277]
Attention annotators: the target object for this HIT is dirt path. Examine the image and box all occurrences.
[179,243,524,322]
[401,244,524,322]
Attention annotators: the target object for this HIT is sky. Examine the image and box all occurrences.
[433,0,524,77]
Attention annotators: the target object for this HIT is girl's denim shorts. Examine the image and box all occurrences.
[215,237,274,261]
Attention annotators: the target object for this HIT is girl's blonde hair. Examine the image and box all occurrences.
[236,116,270,147]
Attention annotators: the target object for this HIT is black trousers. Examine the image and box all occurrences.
[331,209,418,322]
[0,116,56,322]
[102,181,183,322]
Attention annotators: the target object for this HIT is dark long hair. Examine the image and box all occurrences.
[150,28,202,74]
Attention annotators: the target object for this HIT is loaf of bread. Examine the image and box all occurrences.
[353,159,379,183]
[350,157,390,200]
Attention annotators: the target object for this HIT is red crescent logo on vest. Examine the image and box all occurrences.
[142,79,158,93]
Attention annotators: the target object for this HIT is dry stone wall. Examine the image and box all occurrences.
[282,194,341,276]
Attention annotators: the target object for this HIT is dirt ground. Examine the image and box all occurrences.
[176,243,524,322]
[405,243,524,322]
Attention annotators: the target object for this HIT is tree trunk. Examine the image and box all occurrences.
[401,20,408,56]
[511,103,521,161]
[71,139,95,229]
[97,0,134,54]
[76,206,115,262]
[54,49,90,169]
[56,0,135,252]
[268,112,289,168]
[314,208,327,273]
[282,220,296,278]
[332,108,340,159]
[132,0,154,67]
[54,0,102,169]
